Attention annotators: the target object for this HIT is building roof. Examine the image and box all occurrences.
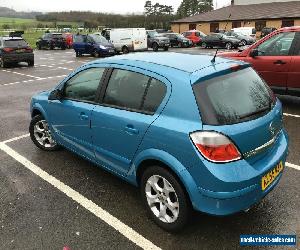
[172,1,300,23]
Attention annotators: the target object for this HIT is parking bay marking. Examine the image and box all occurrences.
[283,113,300,119]
[0,135,160,250]
[1,75,67,86]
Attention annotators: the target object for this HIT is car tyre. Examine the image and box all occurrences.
[28,60,34,67]
[37,43,42,50]
[241,40,247,46]
[49,45,54,50]
[201,42,207,49]
[0,58,8,68]
[29,115,60,151]
[92,49,100,57]
[122,46,129,54]
[152,43,159,52]
[225,42,232,50]
[178,42,183,48]
[164,46,169,51]
[140,165,191,232]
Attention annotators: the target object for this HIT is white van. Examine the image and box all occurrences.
[101,28,147,53]
[232,27,256,39]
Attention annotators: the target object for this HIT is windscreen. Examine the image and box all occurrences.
[193,67,274,125]
[90,34,109,45]
[4,39,28,47]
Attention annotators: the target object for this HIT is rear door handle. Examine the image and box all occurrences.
[79,112,89,120]
[273,60,286,65]
[125,125,139,135]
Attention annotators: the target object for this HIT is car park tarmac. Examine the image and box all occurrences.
[0,48,299,249]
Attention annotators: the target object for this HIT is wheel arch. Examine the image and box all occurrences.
[132,149,200,209]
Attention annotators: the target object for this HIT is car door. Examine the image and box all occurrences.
[86,35,95,54]
[287,31,300,96]
[74,35,87,54]
[244,31,296,92]
[91,67,169,175]
[47,67,106,159]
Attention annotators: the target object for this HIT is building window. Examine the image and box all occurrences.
[210,22,219,33]
[255,20,266,32]
[189,23,197,30]
[232,21,241,28]
[282,19,294,27]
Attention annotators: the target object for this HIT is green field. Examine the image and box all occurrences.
[0,17,79,29]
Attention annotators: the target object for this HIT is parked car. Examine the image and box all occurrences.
[62,33,73,48]
[218,26,300,96]
[232,27,257,39]
[102,28,147,54]
[73,34,115,57]
[261,27,277,38]
[0,37,34,67]
[29,52,288,231]
[182,30,206,46]
[36,33,67,50]
[224,31,255,46]
[146,30,170,51]
[202,33,241,49]
[162,33,192,48]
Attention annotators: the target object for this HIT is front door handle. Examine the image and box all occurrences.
[273,60,286,65]
[79,112,89,120]
[125,125,139,135]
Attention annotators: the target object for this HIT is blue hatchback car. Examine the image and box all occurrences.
[29,53,289,231]
[73,34,115,57]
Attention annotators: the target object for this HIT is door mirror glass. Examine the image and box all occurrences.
[48,89,63,101]
[250,49,259,57]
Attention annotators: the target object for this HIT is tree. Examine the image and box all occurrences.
[177,0,213,18]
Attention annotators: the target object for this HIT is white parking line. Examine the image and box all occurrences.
[0,137,160,250]
[1,69,42,79]
[1,75,67,87]
[283,113,300,119]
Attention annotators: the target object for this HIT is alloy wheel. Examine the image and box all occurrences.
[33,120,57,148]
[145,175,179,223]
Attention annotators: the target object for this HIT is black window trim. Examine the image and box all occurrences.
[96,67,166,116]
[61,67,108,104]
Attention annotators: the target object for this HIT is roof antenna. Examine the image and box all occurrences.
[211,13,232,63]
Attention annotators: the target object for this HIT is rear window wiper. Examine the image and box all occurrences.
[238,105,270,120]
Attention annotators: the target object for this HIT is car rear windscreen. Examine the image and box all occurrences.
[4,39,28,47]
[193,67,274,125]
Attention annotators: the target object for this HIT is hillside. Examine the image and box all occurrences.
[0,6,41,19]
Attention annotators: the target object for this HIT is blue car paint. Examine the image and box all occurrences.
[30,52,289,216]
[73,35,115,56]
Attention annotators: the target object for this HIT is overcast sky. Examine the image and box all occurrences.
[1,0,231,14]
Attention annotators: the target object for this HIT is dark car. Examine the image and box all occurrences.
[224,31,255,46]
[162,33,192,48]
[0,37,34,68]
[36,33,67,50]
[146,30,170,51]
[73,34,115,57]
[202,33,241,49]
[261,27,277,38]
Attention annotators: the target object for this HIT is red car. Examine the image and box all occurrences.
[62,33,73,49]
[218,26,300,96]
[182,30,206,46]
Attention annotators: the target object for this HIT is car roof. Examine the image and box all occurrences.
[90,52,246,75]
[1,37,24,40]
[278,26,300,32]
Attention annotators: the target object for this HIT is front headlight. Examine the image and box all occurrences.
[99,45,107,50]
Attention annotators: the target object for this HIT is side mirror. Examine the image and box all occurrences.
[249,49,259,58]
[48,89,63,101]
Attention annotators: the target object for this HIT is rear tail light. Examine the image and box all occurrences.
[26,47,33,52]
[190,131,241,163]
[3,48,14,52]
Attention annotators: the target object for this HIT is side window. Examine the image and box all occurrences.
[103,69,149,111]
[294,32,300,55]
[257,32,296,56]
[142,78,167,113]
[64,68,105,102]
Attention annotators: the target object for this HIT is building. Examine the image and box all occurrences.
[171,0,300,36]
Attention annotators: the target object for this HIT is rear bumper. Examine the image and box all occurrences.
[189,130,289,215]
[2,53,34,63]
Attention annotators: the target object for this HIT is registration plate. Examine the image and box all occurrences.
[261,161,284,191]
[16,49,25,53]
